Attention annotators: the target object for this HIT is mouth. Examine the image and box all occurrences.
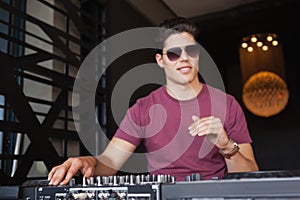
[177,66,192,73]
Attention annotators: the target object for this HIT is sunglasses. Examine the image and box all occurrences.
[163,44,200,61]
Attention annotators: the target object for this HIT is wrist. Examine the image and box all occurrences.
[219,139,240,159]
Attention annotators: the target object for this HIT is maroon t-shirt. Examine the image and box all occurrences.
[114,84,252,181]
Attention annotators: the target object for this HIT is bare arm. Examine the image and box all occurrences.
[223,143,259,172]
[48,137,136,185]
[93,137,137,176]
[188,115,259,173]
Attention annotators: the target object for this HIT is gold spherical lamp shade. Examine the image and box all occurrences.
[242,71,289,117]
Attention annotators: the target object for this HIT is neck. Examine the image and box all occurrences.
[166,81,203,101]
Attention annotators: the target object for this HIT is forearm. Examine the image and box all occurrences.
[219,142,259,172]
[93,137,136,177]
[225,152,259,172]
[93,154,119,176]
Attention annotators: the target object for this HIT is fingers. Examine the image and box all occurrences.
[82,167,94,178]
[59,169,76,186]
[48,156,97,186]
[192,115,199,122]
[58,162,82,185]
[47,166,56,181]
[48,158,82,186]
[48,164,70,186]
[188,116,222,136]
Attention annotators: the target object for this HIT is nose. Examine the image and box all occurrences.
[179,48,188,60]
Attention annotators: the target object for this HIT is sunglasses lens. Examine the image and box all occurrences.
[186,45,200,58]
[165,45,199,61]
[167,47,182,61]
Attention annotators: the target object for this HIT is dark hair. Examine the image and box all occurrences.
[155,17,199,54]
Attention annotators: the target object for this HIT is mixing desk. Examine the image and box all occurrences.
[1,170,300,200]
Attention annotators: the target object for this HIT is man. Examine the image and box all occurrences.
[48,17,259,186]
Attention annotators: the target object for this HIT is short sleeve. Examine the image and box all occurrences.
[225,97,252,144]
[113,102,143,146]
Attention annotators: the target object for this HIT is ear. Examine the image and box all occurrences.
[155,53,164,68]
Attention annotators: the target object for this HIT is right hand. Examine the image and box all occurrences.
[48,156,97,186]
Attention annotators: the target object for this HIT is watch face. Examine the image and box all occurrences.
[233,142,239,148]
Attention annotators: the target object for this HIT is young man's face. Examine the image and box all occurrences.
[156,32,200,87]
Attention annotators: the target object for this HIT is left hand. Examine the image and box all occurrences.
[188,115,230,149]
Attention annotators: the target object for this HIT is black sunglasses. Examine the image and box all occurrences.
[163,44,200,61]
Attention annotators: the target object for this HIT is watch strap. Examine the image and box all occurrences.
[219,139,240,159]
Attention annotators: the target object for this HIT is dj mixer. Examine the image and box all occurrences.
[1,170,300,200]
